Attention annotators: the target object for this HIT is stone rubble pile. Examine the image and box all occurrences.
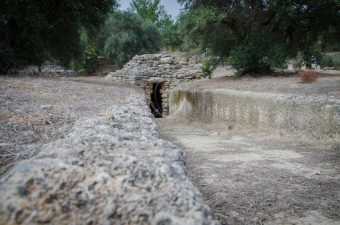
[106,53,204,89]
[11,63,78,77]
[0,92,218,225]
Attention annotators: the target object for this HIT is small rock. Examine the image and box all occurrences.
[41,105,52,109]
[160,57,174,64]
[106,113,115,121]
[194,63,203,70]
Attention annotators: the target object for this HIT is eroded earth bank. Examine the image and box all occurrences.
[158,75,340,225]
[0,77,217,225]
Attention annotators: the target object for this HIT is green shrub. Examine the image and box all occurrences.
[1,0,116,74]
[229,33,287,74]
[333,61,340,69]
[69,60,86,76]
[103,12,162,68]
[162,21,183,51]
[320,55,340,69]
[68,29,99,75]
[202,57,217,79]
[0,48,16,74]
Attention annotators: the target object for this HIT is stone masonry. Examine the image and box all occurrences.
[106,53,204,116]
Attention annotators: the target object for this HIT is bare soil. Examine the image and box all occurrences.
[157,117,340,225]
[0,77,141,176]
[2,75,339,225]
[159,74,340,224]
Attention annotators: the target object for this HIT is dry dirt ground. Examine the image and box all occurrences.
[158,73,340,225]
[1,75,339,225]
[158,119,340,225]
[0,77,141,176]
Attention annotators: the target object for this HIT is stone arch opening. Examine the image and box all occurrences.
[150,82,163,118]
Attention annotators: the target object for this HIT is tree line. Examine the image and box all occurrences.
[1,0,339,74]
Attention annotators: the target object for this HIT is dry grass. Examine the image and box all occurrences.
[0,77,131,176]
[0,110,75,175]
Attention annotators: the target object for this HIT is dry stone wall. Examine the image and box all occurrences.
[106,53,203,89]
[106,53,204,115]
[9,64,78,77]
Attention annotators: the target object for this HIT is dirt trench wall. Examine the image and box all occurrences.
[169,89,340,139]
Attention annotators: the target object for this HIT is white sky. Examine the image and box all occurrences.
[118,0,182,19]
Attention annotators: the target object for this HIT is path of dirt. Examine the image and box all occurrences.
[0,77,141,176]
[158,118,340,225]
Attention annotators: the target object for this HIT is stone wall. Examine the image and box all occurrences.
[95,57,116,76]
[106,53,203,89]
[10,64,78,77]
[0,92,218,225]
[106,53,204,116]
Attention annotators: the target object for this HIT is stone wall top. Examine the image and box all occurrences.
[106,53,205,89]
[0,91,218,225]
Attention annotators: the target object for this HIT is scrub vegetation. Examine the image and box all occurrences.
[1,0,339,74]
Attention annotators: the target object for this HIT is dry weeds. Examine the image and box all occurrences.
[0,77,134,176]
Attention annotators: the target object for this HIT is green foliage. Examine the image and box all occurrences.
[177,7,234,56]
[320,57,334,68]
[0,0,117,73]
[320,54,340,69]
[130,0,183,50]
[102,12,162,68]
[81,30,101,74]
[177,0,340,74]
[201,57,217,79]
[130,0,172,30]
[130,0,161,22]
[229,33,287,74]
[162,21,183,51]
[69,60,86,75]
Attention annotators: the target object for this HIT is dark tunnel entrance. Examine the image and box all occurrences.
[150,83,163,118]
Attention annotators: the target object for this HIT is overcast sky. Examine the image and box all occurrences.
[119,0,182,19]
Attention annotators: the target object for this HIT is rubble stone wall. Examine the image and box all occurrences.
[106,53,204,115]
[0,92,218,225]
[10,64,79,77]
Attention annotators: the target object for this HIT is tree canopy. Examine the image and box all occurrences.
[1,0,339,74]
[102,11,162,68]
[177,0,340,73]
[130,0,172,29]
[0,0,117,73]
[129,0,182,51]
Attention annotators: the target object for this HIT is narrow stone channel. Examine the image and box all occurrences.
[157,118,340,225]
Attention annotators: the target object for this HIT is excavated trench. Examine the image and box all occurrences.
[157,76,340,225]
[0,77,218,225]
[1,75,339,225]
